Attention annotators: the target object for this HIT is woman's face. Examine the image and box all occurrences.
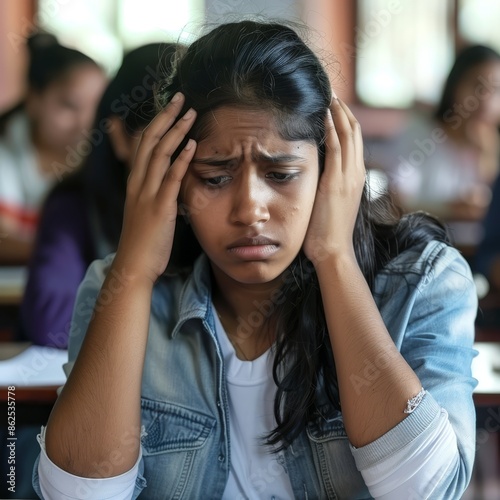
[180,106,320,286]
[28,64,106,151]
[454,59,500,125]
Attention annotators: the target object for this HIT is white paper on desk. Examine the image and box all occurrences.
[0,345,67,386]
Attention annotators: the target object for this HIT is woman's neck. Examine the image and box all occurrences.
[210,264,284,360]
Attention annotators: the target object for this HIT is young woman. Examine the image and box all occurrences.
[19,43,177,349]
[33,21,477,499]
[0,33,106,263]
[388,45,500,222]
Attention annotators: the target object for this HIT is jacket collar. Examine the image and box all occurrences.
[171,253,215,338]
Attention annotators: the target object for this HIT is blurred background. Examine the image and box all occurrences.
[1,0,500,498]
[3,0,500,116]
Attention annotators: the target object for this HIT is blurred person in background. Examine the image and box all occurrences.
[0,33,106,263]
[387,45,500,223]
[0,44,170,500]
[475,174,500,289]
[19,43,176,348]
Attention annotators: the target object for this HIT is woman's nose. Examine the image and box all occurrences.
[229,174,270,226]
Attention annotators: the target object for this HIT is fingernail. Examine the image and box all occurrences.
[331,89,338,100]
[171,92,182,102]
[184,138,195,150]
[183,108,195,120]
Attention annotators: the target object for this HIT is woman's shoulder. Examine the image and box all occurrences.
[80,253,193,310]
[378,240,472,285]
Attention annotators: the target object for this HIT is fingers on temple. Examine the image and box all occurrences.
[158,138,197,204]
[140,108,197,196]
[336,99,364,171]
[328,97,364,173]
[325,107,341,166]
[127,92,187,192]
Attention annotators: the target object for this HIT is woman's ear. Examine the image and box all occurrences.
[108,115,131,162]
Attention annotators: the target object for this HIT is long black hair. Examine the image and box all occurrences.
[158,21,450,450]
[51,43,177,252]
[435,44,500,123]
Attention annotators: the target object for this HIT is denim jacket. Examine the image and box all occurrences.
[33,240,477,499]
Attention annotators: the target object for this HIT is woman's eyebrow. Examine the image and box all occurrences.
[192,153,307,166]
[191,158,235,167]
[254,152,308,163]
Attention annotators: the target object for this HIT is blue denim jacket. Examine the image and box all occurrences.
[33,240,477,499]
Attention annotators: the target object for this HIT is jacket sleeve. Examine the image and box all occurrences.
[351,243,478,499]
[31,255,148,499]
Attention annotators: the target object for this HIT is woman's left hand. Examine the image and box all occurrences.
[303,96,366,266]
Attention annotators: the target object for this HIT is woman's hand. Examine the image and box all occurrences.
[114,92,197,285]
[303,96,366,266]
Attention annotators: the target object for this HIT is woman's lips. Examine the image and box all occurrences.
[227,244,279,260]
[227,236,280,260]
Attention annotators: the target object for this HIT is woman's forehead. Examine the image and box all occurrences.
[195,106,315,153]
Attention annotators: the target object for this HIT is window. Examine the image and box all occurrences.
[356,0,500,108]
[459,0,500,51]
[356,0,454,108]
[38,0,204,75]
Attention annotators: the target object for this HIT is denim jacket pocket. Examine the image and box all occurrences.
[140,397,217,499]
[306,405,348,442]
[141,397,216,453]
[306,407,370,500]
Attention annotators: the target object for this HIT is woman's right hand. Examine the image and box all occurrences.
[114,92,197,285]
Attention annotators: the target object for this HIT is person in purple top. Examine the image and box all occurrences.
[19,43,177,348]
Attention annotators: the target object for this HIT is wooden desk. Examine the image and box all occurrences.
[0,266,26,341]
[0,385,59,425]
[0,341,498,424]
[0,342,66,424]
[473,342,500,406]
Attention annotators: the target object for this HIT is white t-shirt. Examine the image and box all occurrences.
[0,111,53,239]
[212,304,295,499]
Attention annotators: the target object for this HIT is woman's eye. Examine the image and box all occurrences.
[266,172,298,182]
[203,175,231,186]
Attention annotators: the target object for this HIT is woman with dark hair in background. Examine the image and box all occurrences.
[33,21,476,499]
[20,43,176,348]
[0,33,106,263]
[388,45,500,222]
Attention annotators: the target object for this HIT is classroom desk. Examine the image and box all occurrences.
[0,340,498,426]
[0,266,27,342]
[0,342,500,410]
[0,342,66,425]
